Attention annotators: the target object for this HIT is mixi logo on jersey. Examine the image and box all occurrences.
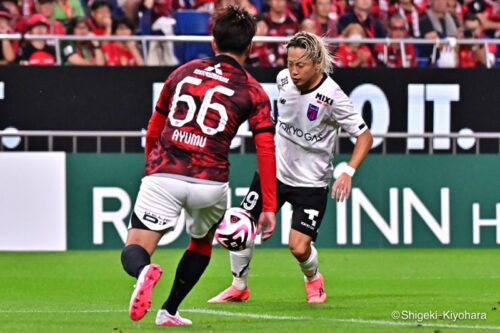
[307,93,333,121]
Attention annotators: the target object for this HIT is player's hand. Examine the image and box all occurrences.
[257,211,276,241]
[331,173,352,202]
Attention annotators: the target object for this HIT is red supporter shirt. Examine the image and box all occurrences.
[459,44,497,68]
[152,0,182,21]
[375,43,416,67]
[264,13,298,63]
[49,19,66,35]
[265,12,298,37]
[334,44,375,67]
[146,55,275,183]
[247,44,276,67]
[103,42,138,66]
[87,18,106,35]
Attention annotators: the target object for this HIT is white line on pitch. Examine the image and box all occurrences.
[1,308,500,331]
[184,308,500,331]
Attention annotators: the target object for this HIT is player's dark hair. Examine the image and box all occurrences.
[212,6,256,55]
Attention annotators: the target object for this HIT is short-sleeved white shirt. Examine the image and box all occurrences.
[275,69,368,187]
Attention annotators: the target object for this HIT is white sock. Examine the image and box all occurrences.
[299,245,319,282]
[230,244,254,291]
[232,276,248,291]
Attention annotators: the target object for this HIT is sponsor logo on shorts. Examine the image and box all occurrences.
[300,221,315,230]
[143,212,169,226]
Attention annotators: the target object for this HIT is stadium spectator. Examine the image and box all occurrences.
[300,16,318,33]
[52,0,84,23]
[1,0,26,32]
[300,0,346,22]
[459,13,496,67]
[371,0,390,26]
[264,0,299,66]
[388,0,421,37]
[246,15,276,66]
[120,6,276,326]
[337,0,386,38]
[62,17,106,65]
[476,0,500,37]
[419,0,460,66]
[120,0,175,28]
[18,13,57,65]
[88,0,113,36]
[309,0,338,37]
[35,0,65,34]
[413,0,428,14]
[149,0,181,23]
[420,0,460,39]
[210,31,373,305]
[335,23,376,67]
[0,6,15,64]
[103,17,144,65]
[447,0,463,26]
[375,14,416,67]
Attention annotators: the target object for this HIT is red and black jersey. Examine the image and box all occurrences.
[146,55,274,183]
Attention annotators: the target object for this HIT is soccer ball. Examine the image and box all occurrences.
[215,208,256,251]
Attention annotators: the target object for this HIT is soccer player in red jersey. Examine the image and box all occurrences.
[120,6,277,326]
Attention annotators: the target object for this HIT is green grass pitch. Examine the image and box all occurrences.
[1,249,499,332]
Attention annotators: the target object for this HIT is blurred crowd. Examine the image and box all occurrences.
[0,0,499,67]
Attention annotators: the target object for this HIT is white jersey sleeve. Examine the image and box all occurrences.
[274,69,368,188]
[329,87,368,137]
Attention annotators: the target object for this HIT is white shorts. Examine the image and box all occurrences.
[131,175,228,238]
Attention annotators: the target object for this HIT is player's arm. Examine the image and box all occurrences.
[330,89,373,202]
[249,84,277,240]
[332,130,373,202]
[254,129,277,240]
[145,78,171,158]
[145,110,166,157]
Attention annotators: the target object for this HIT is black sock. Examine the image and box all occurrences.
[162,250,210,315]
[121,244,151,278]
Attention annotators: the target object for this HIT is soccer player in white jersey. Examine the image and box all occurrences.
[209,31,373,304]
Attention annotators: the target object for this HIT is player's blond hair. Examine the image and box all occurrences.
[286,31,334,74]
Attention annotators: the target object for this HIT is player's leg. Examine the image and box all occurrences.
[121,176,185,321]
[208,173,285,303]
[156,229,214,326]
[288,185,328,303]
[156,181,228,326]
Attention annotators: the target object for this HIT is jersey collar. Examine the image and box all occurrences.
[300,73,328,95]
[213,54,246,75]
